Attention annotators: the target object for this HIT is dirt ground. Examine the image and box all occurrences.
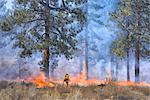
[0,81,150,100]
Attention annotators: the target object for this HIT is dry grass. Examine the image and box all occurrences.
[0,81,149,100]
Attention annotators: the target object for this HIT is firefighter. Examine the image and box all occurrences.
[63,73,70,87]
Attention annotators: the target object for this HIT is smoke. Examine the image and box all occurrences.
[0,56,39,80]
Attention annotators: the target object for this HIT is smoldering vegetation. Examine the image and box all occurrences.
[0,81,150,100]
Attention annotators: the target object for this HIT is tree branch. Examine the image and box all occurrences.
[113,14,132,34]
[39,1,68,11]
[62,0,66,7]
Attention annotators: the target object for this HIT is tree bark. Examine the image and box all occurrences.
[85,35,88,80]
[84,1,89,80]
[135,39,140,83]
[126,49,130,81]
[43,0,50,78]
[110,54,115,81]
[84,42,88,80]
[115,58,119,81]
[134,1,141,83]
[43,48,50,78]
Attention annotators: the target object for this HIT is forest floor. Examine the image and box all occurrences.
[0,81,150,100]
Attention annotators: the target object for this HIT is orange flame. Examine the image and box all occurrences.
[114,81,150,87]
[30,71,150,88]
[33,73,55,88]
[70,72,107,86]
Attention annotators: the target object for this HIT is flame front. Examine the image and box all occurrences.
[33,73,55,88]
[31,72,150,88]
[115,81,150,87]
[70,71,107,86]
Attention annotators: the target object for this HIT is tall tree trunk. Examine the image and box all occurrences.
[43,48,50,78]
[126,49,130,81]
[43,0,50,78]
[110,54,115,81]
[83,1,89,80]
[115,58,119,81]
[135,40,140,83]
[84,42,88,80]
[134,1,141,83]
[85,34,89,80]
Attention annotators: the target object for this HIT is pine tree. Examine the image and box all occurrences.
[81,0,104,80]
[111,0,150,82]
[0,0,87,78]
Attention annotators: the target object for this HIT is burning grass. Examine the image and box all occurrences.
[0,73,150,100]
[0,81,150,100]
[33,73,55,88]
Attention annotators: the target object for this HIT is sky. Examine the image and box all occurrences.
[0,0,150,82]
